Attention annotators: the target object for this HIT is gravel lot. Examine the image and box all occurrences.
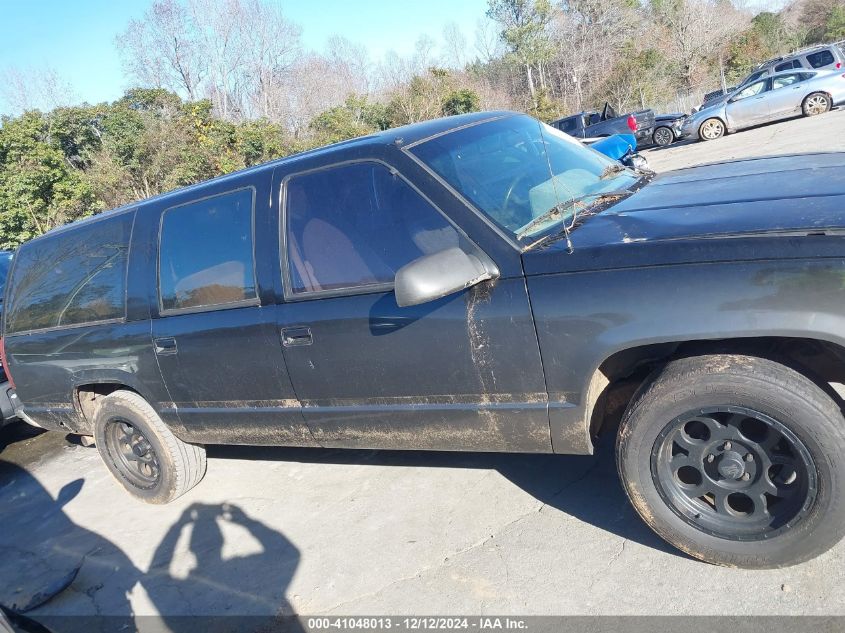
[2,109,845,627]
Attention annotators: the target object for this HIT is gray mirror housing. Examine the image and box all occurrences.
[394,247,499,308]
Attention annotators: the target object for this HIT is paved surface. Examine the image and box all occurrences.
[643,106,845,172]
[3,109,845,624]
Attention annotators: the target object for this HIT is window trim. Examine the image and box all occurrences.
[279,158,485,302]
[2,211,136,337]
[157,186,260,317]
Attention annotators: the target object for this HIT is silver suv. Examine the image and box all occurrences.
[702,41,845,107]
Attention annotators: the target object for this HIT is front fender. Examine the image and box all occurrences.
[526,258,845,454]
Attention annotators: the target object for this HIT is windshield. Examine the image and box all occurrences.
[409,115,638,241]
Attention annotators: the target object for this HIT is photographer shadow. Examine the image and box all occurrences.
[145,502,303,632]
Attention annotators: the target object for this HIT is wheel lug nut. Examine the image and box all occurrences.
[724,441,732,450]
[742,473,751,481]
[706,454,715,463]
[745,453,753,462]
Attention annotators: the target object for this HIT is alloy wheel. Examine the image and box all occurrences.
[653,127,674,146]
[651,406,817,541]
[700,120,723,140]
[806,95,828,116]
[104,419,161,489]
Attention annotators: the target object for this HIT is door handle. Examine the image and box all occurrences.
[281,326,313,347]
[154,337,177,355]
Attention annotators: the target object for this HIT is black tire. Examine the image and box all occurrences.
[617,354,845,568]
[802,92,831,117]
[93,390,206,504]
[698,118,725,141]
[652,126,675,147]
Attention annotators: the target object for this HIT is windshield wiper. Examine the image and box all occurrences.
[516,189,633,240]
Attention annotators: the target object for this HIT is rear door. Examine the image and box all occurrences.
[274,158,550,452]
[149,174,315,446]
[768,72,810,118]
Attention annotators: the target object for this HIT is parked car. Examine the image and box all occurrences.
[648,113,687,147]
[550,102,655,145]
[700,41,845,108]
[0,250,19,428]
[5,111,845,569]
[681,69,845,141]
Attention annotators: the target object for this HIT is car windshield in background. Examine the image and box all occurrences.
[409,115,638,242]
[0,251,13,302]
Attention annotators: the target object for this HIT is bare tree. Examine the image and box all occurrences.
[116,0,205,100]
[474,17,505,63]
[0,66,77,114]
[442,22,468,69]
[652,0,750,89]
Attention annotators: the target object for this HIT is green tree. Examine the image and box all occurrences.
[487,0,555,105]
[826,5,845,40]
[309,96,390,144]
[0,111,98,248]
[441,89,481,116]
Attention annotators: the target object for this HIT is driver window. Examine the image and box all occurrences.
[735,81,767,100]
[284,163,464,296]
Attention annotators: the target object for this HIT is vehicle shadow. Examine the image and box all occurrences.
[0,458,303,632]
[207,432,684,560]
[0,420,45,453]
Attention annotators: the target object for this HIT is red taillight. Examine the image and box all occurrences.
[627,115,637,132]
[0,337,13,388]
[837,62,842,69]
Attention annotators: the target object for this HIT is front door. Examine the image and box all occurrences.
[726,79,772,129]
[151,181,315,446]
[276,160,550,452]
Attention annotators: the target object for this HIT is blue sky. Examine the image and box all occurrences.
[0,0,490,109]
[0,0,791,111]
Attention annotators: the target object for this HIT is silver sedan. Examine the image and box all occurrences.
[681,69,845,141]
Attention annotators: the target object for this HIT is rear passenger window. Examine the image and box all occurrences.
[807,50,835,68]
[4,213,133,334]
[775,60,802,72]
[284,162,464,295]
[159,188,257,312]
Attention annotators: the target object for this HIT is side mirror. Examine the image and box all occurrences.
[394,247,499,308]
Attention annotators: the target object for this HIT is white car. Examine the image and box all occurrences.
[681,69,845,141]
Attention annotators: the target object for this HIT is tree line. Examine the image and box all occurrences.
[1,0,842,249]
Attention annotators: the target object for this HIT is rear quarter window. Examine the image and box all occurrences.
[806,50,835,69]
[4,213,133,334]
[158,188,257,312]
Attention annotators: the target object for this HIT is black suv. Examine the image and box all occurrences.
[4,112,845,569]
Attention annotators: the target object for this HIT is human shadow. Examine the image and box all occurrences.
[0,459,140,630]
[144,502,302,633]
[1,456,303,632]
[208,431,682,559]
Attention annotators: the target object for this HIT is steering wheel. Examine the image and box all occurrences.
[501,172,534,222]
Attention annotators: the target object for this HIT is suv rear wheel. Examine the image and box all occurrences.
[617,354,845,568]
[93,390,206,504]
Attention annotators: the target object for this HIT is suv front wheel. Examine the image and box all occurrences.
[617,354,845,568]
[93,390,207,504]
